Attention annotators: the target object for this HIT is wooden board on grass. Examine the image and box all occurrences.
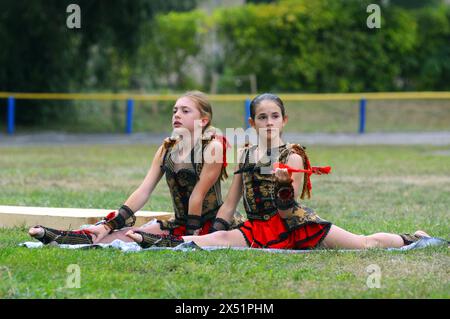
[0,205,173,229]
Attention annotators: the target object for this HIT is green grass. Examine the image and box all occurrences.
[0,144,449,298]
[8,99,450,134]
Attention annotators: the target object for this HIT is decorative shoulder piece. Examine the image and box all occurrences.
[162,136,179,146]
[162,136,180,152]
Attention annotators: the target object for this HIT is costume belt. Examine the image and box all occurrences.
[245,209,277,221]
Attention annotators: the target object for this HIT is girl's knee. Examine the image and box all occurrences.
[364,235,380,249]
[212,230,229,241]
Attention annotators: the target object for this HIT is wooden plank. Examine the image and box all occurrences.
[0,205,173,229]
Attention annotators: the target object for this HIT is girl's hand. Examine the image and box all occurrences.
[190,229,201,236]
[274,168,292,184]
[84,224,110,243]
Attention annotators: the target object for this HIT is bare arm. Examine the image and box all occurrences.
[123,145,165,213]
[215,170,243,223]
[89,145,165,242]
[188,140,224,215]
[214,146,246,223]
[286,152,304,199]
[276,152,304,216]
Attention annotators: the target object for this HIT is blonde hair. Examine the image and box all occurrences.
[161,91,228,180]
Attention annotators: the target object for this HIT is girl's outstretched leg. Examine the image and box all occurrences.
[28,221,168,245]
[28,225,94,245]
[183,229,248,247]
[321,225,430,249]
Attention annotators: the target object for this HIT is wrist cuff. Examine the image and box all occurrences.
[274,179,296,210]
[185,214,203,235]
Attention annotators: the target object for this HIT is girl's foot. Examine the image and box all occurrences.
[399,230,431,246]
[125,230,183,248]
[29,226,45,239]
[411,230,449,248]
[28,225,93,245]
[414,230,430,238]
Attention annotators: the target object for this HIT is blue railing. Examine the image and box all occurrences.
[3,92,450,135]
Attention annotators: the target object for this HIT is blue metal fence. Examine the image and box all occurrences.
[244,97,368,134]
[7,97,15,135]
[5,97,136,135]
[4,91,449,135]
[126,99,134,134]
[3,96,371,135]
[244,98,251,129]
[359,98,366,134]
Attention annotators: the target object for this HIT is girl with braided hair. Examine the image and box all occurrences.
[125,93,433,250]
[28,91,241,245]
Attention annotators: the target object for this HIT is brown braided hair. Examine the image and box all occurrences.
[290,144,312,199]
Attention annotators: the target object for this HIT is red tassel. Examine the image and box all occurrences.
[273,162,331,175]
[311,166,332,175]
[273,162,331,193]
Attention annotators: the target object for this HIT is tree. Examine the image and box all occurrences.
[0,0,198,125]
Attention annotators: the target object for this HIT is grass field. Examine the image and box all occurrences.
[4,99,450,134]
[0,144,449,298]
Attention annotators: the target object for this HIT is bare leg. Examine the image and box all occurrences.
[126,229,248,248]
[184,230,248,247]
[322,225,430,249]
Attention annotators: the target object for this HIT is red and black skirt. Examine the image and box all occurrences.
[238,213,331,250]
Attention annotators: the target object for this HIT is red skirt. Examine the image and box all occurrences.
[238,213,331,250]
[170,219,213,237]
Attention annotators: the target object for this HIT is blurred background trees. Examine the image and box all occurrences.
[0,0,449,125]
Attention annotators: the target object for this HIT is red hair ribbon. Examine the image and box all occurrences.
[214,135,231,168]
[273,162,331,193]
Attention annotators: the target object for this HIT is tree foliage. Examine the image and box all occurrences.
[0,0,198,124]
[0,0,448,126]
[146,0,449,93]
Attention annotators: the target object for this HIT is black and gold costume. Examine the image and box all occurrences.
[236,143,332,249]
[156,133,226,235]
